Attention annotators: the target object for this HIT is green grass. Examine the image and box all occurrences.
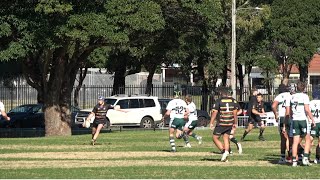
[0,127,319,179]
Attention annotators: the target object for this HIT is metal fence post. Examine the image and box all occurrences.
[82,85,86,109]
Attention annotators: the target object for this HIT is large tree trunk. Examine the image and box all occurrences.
[281,63,292,86]
[221,64,228,86]
[145,63,156,95]
[23,45,94,136]
[299,65,308,82]
[111,52,127,95]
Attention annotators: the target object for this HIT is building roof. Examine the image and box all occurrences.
[309,54,320,74]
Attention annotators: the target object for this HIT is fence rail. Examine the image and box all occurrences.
[0,84,317,112]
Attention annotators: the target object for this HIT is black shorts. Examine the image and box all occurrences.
[213,126,232,136]
[248,114,262,124]
[93,119,106,127]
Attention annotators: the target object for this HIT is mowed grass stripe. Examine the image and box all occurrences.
[0,159,281,169]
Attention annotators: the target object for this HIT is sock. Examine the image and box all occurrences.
[221,149,225,154]
[183,134,189,144]
[259,128,264,136]
[191,133,198,139]
[316,145,320,159]
[169,136,176,150]
[242,131,249,139]
[230,137,238,144]
[288,150,292,157]
[303,153,309,159]
[292,156,297,162]
[281,153,285,159]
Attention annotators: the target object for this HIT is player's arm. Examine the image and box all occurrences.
[237,109,243,116]
[184,107,190,119]
[272,100,279,121]
[210,101,219,130]
[251,103,260,115]
[284,99,291,132]
[210,109,218,130]
[304,104,315,125]
[0,109,10,121]
[113,105,128,113]
[233,109,238,128]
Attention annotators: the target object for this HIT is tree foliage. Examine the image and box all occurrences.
[0,0,165,136]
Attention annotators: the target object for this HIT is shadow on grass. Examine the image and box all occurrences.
[259,153,292,166]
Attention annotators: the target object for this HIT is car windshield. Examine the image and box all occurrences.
[105,98,117,105]
[9,105,40,113]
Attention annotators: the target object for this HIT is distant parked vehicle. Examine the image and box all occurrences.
[157,98,210,127]
[0,104,80,128]
[74,94,163,129]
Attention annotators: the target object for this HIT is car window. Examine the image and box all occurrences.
[116,99,129,109]
[31,106,42,113]
[129,99,140,109]
[139,99,144,108]
[144,99,156,107]
[9,105,32,113]
[105,98,117,105]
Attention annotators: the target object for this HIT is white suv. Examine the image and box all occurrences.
[74,95,163,128]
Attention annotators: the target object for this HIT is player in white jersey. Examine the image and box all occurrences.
[272,84,292,164]
[162,94,190,152]
[285,81,315,166]
[182,95,202,148]
[309,90,320,164]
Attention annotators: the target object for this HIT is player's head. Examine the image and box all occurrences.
[296,81,306,93]
[219,87,230,97]
[278,84,289,93]
[185,94,192,103]
[256,93,263,102]
[289,84,296,94]
[97,96,104,104]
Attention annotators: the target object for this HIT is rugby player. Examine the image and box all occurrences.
[285,81,315,166]
[210,87,238,162]
[163,93,190,152]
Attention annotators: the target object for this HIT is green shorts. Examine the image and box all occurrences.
[292,120,310,137]
[170,118,186,130]
[311,122,320,137]
[278,117,290,134]
[185,120,198,130]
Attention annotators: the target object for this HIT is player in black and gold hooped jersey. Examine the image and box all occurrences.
[210,87,238,162]
[85,96,127,145]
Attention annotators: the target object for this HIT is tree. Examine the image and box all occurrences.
[270,0,320,83]
[0,0,164,136]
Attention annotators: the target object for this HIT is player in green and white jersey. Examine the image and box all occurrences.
[163,94,190,152]
[285,81,315,166]
[310,90,320,164]
[272,84,292,164]
[182,94,202,148]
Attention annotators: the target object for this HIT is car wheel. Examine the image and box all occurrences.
[156,121,165,128]
[197,116,208,127]
[140,117,154,129]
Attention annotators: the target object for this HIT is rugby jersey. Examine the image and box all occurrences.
[213,97,237,126]
[274,92,291,117]
[166,98,188,119]
[92,103,114,120]
[310,100,320,123]
[285,92,309,121]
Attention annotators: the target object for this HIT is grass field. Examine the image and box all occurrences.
[0,127,318,179]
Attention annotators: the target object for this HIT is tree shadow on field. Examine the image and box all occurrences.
[259,153,292,166]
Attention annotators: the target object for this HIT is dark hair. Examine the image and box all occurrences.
[296,81,306,92]
[256,93,263,97]
[278,84,289,93]
[185,94,192,102]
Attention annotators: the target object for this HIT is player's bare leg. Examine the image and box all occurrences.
[92,124,104,145]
